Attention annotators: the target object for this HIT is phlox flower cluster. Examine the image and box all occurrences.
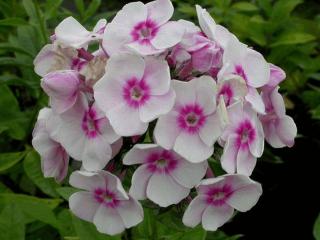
[32,0,297,235]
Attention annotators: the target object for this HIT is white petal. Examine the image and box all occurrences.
[55,17,90,48]
[199,113,221,147]
[69,192,100,222]
[202,204,234,231]
[170,159,207,188]
[123,144,160,165]
[151,21,185,49]
[126,41,164,56]
[236,148,257,176]
[33,44,55,77]
[195,5,216,40]
[182,196,207,227]
[243,49,270,88]
[277,115,297,147]
[194,75,217,115]
[220,135,238,174]
[270,87,286,117]
[144,57,171,95]
[146,174,189,207]
[146,0,173,26]
[69,171,105,191]
[227,180,262,212]
[245,87,265,114]
[93,205,125,235]
[172,80,196,107]
[249,119,264,158]
[117,196,144,228]
[129,165,153,200]
[81,136,113,171]
[99,171,129,200]
[107,103,148,136]
[154,112,181,149]
[139,89,175,122]
[174,132,213,163]
[104,53,145,84]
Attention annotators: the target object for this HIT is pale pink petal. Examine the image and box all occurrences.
[236,148,256,176]
[69,192,100,222]
[182,196,207,227]
[107,103,148,136]
[139,89,175,122]
[245,87,265,114]
[33,44,55,77]
[126,41,164,56]
[151,21,185,49]
[117,196,144,228]
[174,132,213,163]
[69,171,105,191]
[154,112,181,149]
[102,24,132,56]
[263,121,285,148]
[111,138,123,158]
[199,113,221,147]
[82,136,113,171]
[243,49,270,88]
[270,87,286,117]
[197,177,225,195]
[146,0,173,26]
[172,80,196,107]
[123,144,159,165]
[195,5,216,40]
[55,17,90,48]
[267,63,286,88]
[93,205,125,235]
[249,120,264,158]
[93,19,107,33]
[194,76,217,115]
[41,70,80,114]
[129,165,153,200]
[103,53,145,84]
[146,174,189,207]
[170,159,207,188]
[220,135,238,174]
[202,204,234,231]
[277,115,297,147]
[99,171,129,200]
[94,75,123,112]
[143,58,171,95]
[227,181,262,212]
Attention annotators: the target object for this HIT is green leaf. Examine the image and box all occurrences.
[56,187,78,201]
[0,204,26,240]
[271,32,316,47]
[232,2,258,12]
[84,0,101,21]
[23,150,60,197]
[0,193,61,228]
[57,209,76,237]
[0,152,26,172]
[0,57,32,67]
[313,215,320,240]
[0,18,28,26]
[72,214,121,240]
[0,43,34,56]
[0,182,12,193]
[75,0,85,17]
[270,0,302,21]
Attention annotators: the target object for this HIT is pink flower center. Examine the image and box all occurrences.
[234,65,247,81]
[81,107,101,139]
[177,104,206,134]
[236,119,256,149]
[146,150,178,174]
[131,20,158,44]
[94,188,119,208]
[206,185,232,206]
[218,83,233,106]
[123,78,150,108]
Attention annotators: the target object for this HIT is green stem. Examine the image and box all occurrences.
[34,0,47,44]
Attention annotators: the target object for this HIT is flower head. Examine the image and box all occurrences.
[220,102,264,176]
[154,76,222,163]
[102,0,184,56]
[32,108,69,182]
[69,170,143,235]
[183,174,262,231]
[94,53,175,136]
[123,144,207,207]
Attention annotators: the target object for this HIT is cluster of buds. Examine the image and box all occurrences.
[32,0,297,235]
